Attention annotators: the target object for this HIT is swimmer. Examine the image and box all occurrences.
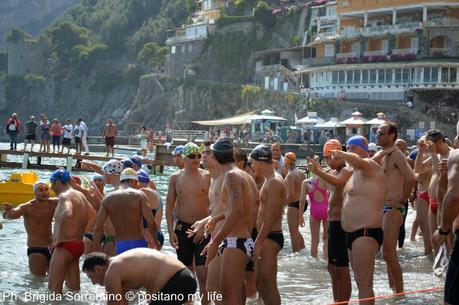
[284,152,306,253]
[48,169,96,294]
[83,249,197,305]
[166,142,211,304]
[251,144,287,305]
[433,150,459,305]
[332,135,386,305]
[102,159,124,189]
[172,145,185,170]
[93,168,159,255]
[375,123,416,293]
[2,181,58,276]
[201,138,257,305]
[307,139,352,303]
[102,118,117,157]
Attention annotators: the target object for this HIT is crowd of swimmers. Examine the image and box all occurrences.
[1,122,459,305]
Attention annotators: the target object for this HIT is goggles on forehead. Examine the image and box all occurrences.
[34,182,49,192]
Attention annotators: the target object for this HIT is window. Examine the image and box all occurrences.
[362,70,369,84]
[385,69,393,83]
[346,70,353,84]
[442,68,449,83]
[171,46,176,54]
[370,70,377,84]
[402,68,409,83]
[353,70,361,84]
[450,68,457,83]
[188,44,193,53]
[424,67,431,83]
[431,67,438,83]
[332,71,338,84]
[378,70,385,84]
[339,70,345,84]
[395,68,402,83]
[325,44,335,57]
[181,45,186,53]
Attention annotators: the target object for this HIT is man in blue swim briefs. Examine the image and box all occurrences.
[330,135,386,305]
[2,181,58,276]
[93,168,159,255]
[166,142,211,304]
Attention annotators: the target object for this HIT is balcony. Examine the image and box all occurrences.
[336,51,360,58]
[392,22,422,33]
[339,27,362,39]
[427,17,459,27]
[429,47,453,57]
[314,29,337,41]
[392,48,418,55]
[363,24,391,36]
[363,50,387,56]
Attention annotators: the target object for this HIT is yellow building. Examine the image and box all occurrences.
[299,0,459,102]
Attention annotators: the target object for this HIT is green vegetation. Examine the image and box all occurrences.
[254,1,276,29]
[6,28,33,43]
[216,15,255,28]
[0,50,7,72]
[137,42,168,68]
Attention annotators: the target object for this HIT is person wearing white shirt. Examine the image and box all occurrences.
[61,119,73,154]
[77,118,90,155]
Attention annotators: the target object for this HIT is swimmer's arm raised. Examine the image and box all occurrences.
[371,146,397,164]
[211,173,244,245]
[414,148,432,174]
[93,200,109,252]
[81,161,104,175]
[334,151,372,172]
[313,167,352,187]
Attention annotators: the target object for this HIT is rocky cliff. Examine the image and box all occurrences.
[0,0,79,47]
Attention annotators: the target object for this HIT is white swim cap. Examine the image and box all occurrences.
[102,159,124,175]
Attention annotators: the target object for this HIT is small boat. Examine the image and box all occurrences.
[0,171,55,206]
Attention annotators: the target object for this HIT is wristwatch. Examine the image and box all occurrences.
[438,227,451,236]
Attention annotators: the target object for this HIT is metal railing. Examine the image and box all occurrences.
[392,48,417,55]
[340,27,362,38]
[364,24,391,35]
[336,51,360,58]
[393,21,422,31]
[363,50,387,56]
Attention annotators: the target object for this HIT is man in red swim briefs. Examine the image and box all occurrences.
[48,169,96,294]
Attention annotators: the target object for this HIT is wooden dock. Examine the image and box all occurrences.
[0,149,174,173]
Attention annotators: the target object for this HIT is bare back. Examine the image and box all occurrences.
[54,189,93,243]
[285,169,305,203]
[342,159,386,232]
[102,189,148,241]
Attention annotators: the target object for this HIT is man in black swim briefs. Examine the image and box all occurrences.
[250,144,287,305]
[330,135,386,305]
[2,181,58,276]
[83,249,197,305]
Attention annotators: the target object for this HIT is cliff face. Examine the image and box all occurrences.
[0,0,79,46]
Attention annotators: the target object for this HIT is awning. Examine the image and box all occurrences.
[250,114,287,121]
[191,111,256,126]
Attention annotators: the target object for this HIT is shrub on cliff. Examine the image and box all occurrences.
[137,42,168,68]
[254,1,276,28]
[6,28,33,43]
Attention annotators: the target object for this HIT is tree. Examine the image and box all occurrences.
[254,1,276,28]
[137,42,168,68]
[6,28,33,43]
[48,21,90,63]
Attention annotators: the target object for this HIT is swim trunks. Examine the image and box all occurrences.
[288,200,307,214]
[174,220,210,267]
[27,247,52,260]
[116,239,148,255]
[142,209,164,248]
[25,134,36,141]
[429,198,438,215]
[417,191,429,202]
[149,268,197,305]
[105,136,115,147]
[56,240,85,260]
[383,202,406,216]
[103,235,116,244]
[328,221,349,267]
[245,228,258,272]
[62,137,71,146]
[83,232,105,243]
[398,202,409,248]
[445,231,459,305]
[267,231,284,250]
[218,237,254,258]
[346,228,384,251]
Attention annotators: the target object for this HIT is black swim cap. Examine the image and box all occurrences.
[211,137,233,154]
[250,144,272,161]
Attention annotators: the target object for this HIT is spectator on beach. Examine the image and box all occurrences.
[6,112,21,151]
[50,119,63,154]
[39,115,50,153]
[77,118,90,155]
[102,119,117,157]
[61,119,73,154]
[23,115,37,152]
[73,120,83,155]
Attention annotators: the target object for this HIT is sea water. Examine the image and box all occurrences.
[0,151,444,304]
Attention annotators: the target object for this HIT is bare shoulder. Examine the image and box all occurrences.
[48,198,59,206]
[449,149,459,162]
[267,175,286,190]
[198,168,211,178]
[366,158,383,172]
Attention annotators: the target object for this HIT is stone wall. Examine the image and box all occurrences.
[7,40,46,76]
[165,40,206,78]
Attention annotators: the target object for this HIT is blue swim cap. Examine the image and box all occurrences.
[121,158,133,168]
[250,144,272,161]
[137,169,150,183]
[172,145,184,156]
[346,135,368,152]
[130,155,143,168]
[50,169,71,184]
